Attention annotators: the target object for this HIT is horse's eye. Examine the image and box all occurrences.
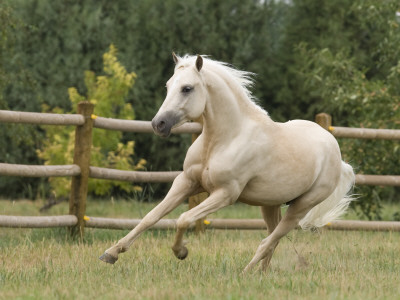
[181,86,193,93]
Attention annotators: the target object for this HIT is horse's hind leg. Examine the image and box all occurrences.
[243,192,325,273]
[260,205,282,271]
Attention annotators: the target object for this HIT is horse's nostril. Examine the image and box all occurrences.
[157,121,166,130]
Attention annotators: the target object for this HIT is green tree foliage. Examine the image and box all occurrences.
[0,2,43,198]
[273,0,400,120]
[299,47,400,219]
[293,1,400,219]
[37,45,146,197]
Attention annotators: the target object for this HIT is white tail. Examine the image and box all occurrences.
[299,161,355,230]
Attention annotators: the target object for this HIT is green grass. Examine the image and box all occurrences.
[1,199,400,299]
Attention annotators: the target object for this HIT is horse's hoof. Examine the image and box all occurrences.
[174,246,189,260]
[242,262,255,274]
[99,252,118,264]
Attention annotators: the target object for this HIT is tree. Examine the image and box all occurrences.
[294,1,400,219]
[0,2,44,198]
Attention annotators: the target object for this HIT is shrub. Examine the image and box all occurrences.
[37,45,146,197]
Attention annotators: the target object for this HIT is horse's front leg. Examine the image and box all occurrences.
[172,187,238,260]
[100,173,199,264]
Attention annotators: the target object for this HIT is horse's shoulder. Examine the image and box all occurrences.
[184,135,202,163]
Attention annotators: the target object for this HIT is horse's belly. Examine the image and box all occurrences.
[238,197,285,206]
[238,174,315,206]
[238,187,295,206]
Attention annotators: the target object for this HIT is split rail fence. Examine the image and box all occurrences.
[0,103,399,235]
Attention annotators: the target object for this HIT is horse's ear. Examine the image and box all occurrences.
[196,55,203,72]
[172,52,179,64]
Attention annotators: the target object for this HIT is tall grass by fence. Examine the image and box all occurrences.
[0,104,399,234]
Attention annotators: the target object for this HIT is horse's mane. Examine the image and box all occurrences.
[176,55,267,115]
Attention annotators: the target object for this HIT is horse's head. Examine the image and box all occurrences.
[152,53,206,137]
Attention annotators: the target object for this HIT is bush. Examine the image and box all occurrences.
[37,45,146,197]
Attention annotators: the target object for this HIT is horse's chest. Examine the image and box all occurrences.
[184,161,213,192]
[186,163,222,192]
[200,167,214,191]
[199,161,240,193]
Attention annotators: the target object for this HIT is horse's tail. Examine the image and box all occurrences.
[299,161,355,230]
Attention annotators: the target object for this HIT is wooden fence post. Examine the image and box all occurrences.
[189,118,208,233]
[69,101,94,238]
[315,113,332,131]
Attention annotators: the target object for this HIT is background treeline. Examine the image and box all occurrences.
[0,0,399,219]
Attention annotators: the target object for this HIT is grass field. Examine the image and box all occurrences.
[1,199,399,299]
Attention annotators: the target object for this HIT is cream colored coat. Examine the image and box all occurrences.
[100,54,354,272]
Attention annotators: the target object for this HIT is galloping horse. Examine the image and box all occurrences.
[100,54,354,272]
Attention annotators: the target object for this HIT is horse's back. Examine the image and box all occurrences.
[278,120,340,153]
[281,119,332,137]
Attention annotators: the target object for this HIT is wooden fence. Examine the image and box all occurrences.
[0,102,203,236]
[315,113,400,186]
[0,104,399,234]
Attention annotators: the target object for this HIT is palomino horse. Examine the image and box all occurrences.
[100,54,354,272]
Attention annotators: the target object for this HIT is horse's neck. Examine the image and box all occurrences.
[202,86,240,138]
[201,78,271,143]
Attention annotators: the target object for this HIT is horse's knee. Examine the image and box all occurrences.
[176,212,191,230]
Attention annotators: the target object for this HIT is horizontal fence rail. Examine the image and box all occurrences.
[324,220,400,232]
[0,110,84,126]
[89,166,180,183]
[0,163,81,177]
[83,218,269,230]
[330,126,400,140]
[3,163,398,187]
[81,218,400,232]
[355,174,400,186]
[2,215,399,232]
[0,215,78,228]
[93,116,202,134]
[315,113,400,140]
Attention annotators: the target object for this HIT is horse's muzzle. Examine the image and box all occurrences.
[151,111,180,138]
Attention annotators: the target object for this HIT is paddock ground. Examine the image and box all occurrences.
[0,199,399,300]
